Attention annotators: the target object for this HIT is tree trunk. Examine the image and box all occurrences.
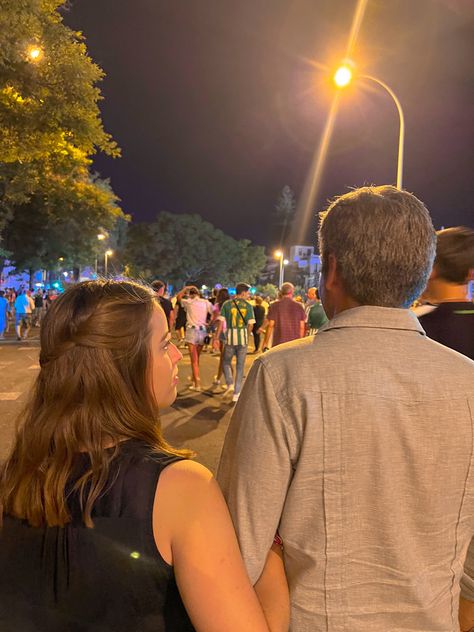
[29,268,34,289]
[73,266,80,282]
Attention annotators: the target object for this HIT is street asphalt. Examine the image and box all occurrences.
[0,328,259,473]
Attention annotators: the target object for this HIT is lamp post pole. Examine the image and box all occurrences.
[104,250,113,277]
[361,74,405,190]
[334,64,405,190]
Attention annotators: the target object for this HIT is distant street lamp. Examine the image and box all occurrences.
[104,250,113,277]
[274,250,285,288]
[95,233,107,276]
[282,259,289,285]
[334,62,405,189]
[27,46,43,62]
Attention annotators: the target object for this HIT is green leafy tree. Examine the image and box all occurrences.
[125,212,266,287]
[0,0,121,263]
[3,173,125,283]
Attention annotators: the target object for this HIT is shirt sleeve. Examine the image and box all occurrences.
[216,359,294,583]
[267,303,276,321]
[246,302,256,325]
[461,537,474,601]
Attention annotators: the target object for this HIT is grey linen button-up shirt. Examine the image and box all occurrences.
[217,306,474,631]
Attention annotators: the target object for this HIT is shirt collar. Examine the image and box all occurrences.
[321,305,426,335]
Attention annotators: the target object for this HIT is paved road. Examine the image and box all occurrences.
[0,331,259,474]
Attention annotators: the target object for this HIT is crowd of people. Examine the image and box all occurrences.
[0,185,474,631]
[149,279,328,403]
[0,288,59,340]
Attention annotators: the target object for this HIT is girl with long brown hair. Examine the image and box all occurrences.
[0,280,288,632]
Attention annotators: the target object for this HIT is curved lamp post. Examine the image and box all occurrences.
[334,63,405,190]
[104,250,113,277]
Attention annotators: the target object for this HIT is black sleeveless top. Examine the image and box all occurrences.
[0,440,195,631]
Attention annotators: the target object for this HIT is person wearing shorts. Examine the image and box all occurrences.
[177,286,213,391]
[14,290,34,341]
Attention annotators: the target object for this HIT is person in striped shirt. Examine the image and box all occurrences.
[220,283,255,403]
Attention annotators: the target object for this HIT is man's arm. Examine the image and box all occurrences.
[262,320,274,350]
[299,320,305,338]
[217,358,295,584]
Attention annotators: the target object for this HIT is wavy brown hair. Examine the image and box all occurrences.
[0,280,190,528]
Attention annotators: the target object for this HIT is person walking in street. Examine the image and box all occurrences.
[0,291,10,339]
[306,287,328,334]
[32,290,44,327]
[211,287,230,389]
[261,282,306,351]
[14,289,34,340]
[0,280,288,632]
[218,185,474,631]
[251,296,266,353]
[177,285,213,391]
[151,280,175,332]
[220,283,255,403]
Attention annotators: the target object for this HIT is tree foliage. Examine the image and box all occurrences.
[0,0,123,265]
[274,185,296,248]
[3,174,124,273]
[125,212,266,287]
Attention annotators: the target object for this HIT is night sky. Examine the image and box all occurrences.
[64,0,474,246]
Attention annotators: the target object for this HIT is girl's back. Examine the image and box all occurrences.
[0,440,193,632]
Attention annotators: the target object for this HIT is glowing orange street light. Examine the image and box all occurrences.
[27,46,43,62]
[333,65,353,88]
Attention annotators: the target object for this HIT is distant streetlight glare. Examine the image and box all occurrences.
[274,250,283,259]
[27,46,43,62]
[334,65,352,88]
[97,233,106,240]
[105,249,113,257]
[283,259,289,266]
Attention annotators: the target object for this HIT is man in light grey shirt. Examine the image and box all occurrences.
[217,186,474,631]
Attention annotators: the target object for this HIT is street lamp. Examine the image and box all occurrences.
[333,61,405,190]
[104,250,113,277]
[274,250,284,288]
[282,259,289,285]
[95,233,106,276]
[27,46,43,62]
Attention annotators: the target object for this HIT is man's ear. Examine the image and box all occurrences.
[324,253,339,291]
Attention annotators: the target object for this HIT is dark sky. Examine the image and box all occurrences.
[64,0,474,246]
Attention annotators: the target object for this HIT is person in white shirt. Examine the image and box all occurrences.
[14,290,35,340]
[176,286,213,391]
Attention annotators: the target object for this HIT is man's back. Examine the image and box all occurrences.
[267,297,305,346]
[14,294,29,312]
[218,306,474,630]
[307,301,328,330]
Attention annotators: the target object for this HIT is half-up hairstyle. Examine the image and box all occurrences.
[1,280,190,529]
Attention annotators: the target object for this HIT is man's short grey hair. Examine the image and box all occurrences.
[280,282,294,296]
[318,185,436,308]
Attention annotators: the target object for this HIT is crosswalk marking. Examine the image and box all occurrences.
[0,392,21,401]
